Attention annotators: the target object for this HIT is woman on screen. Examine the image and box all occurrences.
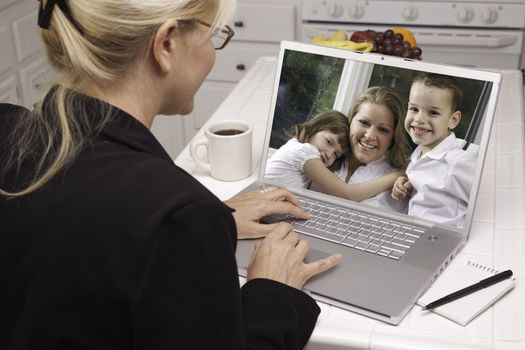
[307,86,410,211]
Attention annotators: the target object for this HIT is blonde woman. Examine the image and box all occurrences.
[0,1,340,349]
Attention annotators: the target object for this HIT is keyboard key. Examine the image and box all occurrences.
[336,229,348,239]
[355,241,368,250]
[306,221,318,229]
[326,226,339,235]
[367,244,381,253]
[317,224,328,232]
[381,236,393,243]
[327,220,339,228]
[394,233,408,241]
[392,239,410,249]
[358,229,371,237]
[358,236,372,244]
[337,223,351,231]
[370,232,383,240]
[381,243,406,254]
[295,220,308,227]
[377,248,391,256]
[389,251,404,260]
[341,237,358,247]
[383,230,394,237]
[405,231,422,238]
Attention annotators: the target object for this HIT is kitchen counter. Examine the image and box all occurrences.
[175,56,525,350]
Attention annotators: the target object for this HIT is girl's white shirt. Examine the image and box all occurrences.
[335,156,408,213]
[406,132,476,228]
[265,138,321,189]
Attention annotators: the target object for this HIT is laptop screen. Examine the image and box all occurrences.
[261,41,500,232]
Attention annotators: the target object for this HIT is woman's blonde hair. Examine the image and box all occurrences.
[0,0,236,198]
[347,86,409,169]
[292,110,350,171]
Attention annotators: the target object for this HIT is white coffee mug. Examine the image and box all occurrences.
[189,120,253,181]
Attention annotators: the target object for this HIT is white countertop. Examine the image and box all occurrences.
[175,57,525,350]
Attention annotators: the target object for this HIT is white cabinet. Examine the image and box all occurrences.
[178,0,300,157]
[19,57,58,107]
[0,76,18,104]
[0,0,57,110]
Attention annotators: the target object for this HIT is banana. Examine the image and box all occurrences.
[315,40,374,52]
[311,34,328,43]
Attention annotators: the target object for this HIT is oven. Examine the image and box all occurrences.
[301,0,525,69]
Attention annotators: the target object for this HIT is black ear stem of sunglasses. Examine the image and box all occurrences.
[37,0,84,34]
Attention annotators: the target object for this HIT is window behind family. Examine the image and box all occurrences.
[264,50,493,229]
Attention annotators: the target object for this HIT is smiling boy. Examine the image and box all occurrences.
[391,73,476,228]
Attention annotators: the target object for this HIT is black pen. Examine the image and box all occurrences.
[422,269,513,310]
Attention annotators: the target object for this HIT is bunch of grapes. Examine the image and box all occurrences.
[367,29,423,59]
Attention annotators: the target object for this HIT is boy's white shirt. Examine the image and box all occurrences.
[265,138,321,188]
[406,132,476,228]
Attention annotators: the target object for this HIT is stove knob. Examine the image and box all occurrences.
[348,3,365,19]
[326,0,344,18]
[457,7,474,23]
[402,6,419,21]
[481,7,499,24]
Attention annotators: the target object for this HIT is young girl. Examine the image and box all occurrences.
[265,110,350,189]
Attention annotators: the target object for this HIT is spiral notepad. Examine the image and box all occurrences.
[417,260,515,326]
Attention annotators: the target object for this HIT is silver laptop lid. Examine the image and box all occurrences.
[258,41,501,237]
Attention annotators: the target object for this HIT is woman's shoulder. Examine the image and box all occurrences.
[69,136,225,220]
[0,104,30,151]
[0,103,30,127]
[0,103,29,114]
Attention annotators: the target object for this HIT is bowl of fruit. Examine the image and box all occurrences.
[350,27,423,59]
[310,27,423,59]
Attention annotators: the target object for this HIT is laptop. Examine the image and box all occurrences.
[235,41,501,325]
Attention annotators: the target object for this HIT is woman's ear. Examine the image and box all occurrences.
[151,19,179,74]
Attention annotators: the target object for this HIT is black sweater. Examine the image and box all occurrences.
[0,95,319,350]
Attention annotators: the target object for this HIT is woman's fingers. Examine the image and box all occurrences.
[303,252,342,279]
[264,200,310,219]
[295,239,341,276]
[264,187,301,206]
[281,228,300,246]
[248,225,341,289]
[260,187,309,218]
[266,222,294,240]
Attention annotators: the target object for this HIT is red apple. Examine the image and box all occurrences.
[350,31,374,43]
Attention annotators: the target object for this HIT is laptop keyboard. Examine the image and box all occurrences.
[263,196,425,260]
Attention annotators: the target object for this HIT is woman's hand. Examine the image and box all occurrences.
[391,176,412,200]
[224,187,310,239]
[247,223,341,289]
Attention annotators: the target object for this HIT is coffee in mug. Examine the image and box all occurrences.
[189,120,252,181]
[213,129,245,136]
